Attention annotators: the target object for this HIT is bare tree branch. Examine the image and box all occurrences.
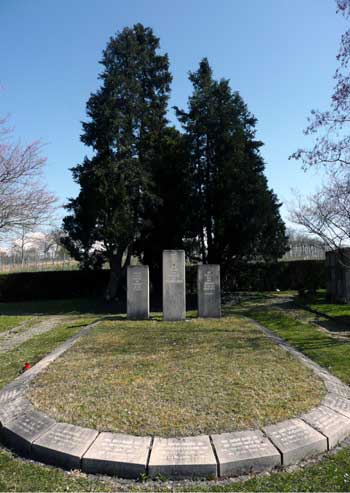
[0,116,57,237]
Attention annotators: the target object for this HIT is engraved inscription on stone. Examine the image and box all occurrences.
[203,271,215,293]
[197,264,221,318]
[82,432,151,478]
[33,423,98,470]
[211,430,281,476]
[0,387,23,404]
[0,397,31,426]
[148,435,217,478]
[162,250,186,321]
[323,393,350,419]
[324,380,350,399]
[302,405,350,449]
[2,409,55,456]
[127,265,149,320]
[263,418,327,466]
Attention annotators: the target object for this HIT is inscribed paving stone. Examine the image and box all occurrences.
[33,422,98,470]
[82,432,151,478]
[211,430,281,476]
[324,380,350,399]
[323,393,350,419]
[302,405,350,449]
[0,397,31,427]
[2,409,55,456]
[263,418,327,466]
[148,435,217,479]
[0,386,23,404]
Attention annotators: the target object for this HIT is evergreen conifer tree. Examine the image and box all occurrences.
[62,24,172,299]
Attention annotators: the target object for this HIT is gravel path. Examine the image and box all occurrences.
[0,316,69,353]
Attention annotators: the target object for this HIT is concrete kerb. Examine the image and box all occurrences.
[1,316,350,479]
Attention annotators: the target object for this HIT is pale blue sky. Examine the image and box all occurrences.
[0,0,346,226]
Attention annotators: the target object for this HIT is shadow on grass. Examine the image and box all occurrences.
[0,298,122,316]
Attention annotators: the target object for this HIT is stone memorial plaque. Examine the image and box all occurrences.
[324,380,350,399]
[323,393,350,419]
[33,422,98,470]
[148,435,217,479]
[2,409,55,456]
[263,418,327,466]
[0,397,31,427]
[127,265,149,320]
[82,432,151,478]
[197,265,221,318]
[302,405,350,449]
[162,250,186,321]
[211,430,281,476]
[0,386,23,404]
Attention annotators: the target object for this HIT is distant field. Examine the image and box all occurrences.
[0,260,79,273]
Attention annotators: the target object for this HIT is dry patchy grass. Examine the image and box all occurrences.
[29,315,324,437]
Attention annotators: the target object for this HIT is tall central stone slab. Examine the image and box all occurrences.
[163,250,186,321]
[127,265,149,320]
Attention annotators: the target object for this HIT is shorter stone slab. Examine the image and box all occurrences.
[2,409,56,456]
[33,422,98,470]
[82,432,151,478]
[263,418,327,466]
[302,405,350,449]
[211,430,281,476]
[148,435,217,479]
[197,265,221,318]
[323,393,350,419]
[0,397,31,428]
[127,265,149,320]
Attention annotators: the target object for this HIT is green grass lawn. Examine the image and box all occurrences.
[29,314,324,437]
[0,316,34,334]
[297,290,350,328]
[3,294,350,491]
[0,317,97,390]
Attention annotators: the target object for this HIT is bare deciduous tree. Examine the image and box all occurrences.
[0,116,57,236]
[290,172,350,251]
[290,1,350,171]
[290,1,350,254]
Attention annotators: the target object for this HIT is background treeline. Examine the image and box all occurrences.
[0,261,325,303]
[62,24,288,299]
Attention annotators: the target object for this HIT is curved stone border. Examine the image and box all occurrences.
[1,318,350,479]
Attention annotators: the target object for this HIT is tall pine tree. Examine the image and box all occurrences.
[176,58,288,271]
[62,24,172,299]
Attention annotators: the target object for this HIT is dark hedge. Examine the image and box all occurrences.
[0,260,325,302]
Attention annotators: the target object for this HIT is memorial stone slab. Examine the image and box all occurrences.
[127,265,149,320]
[197,265,221,318]
[82,432,151,478]
[33,422,98,470]
[211,430,281,476]
[2,409,56,456]
[0,386,23,404]
[263,418,327,466]
[323,393,350,419]
[0,397,31,428]
[162,250,186,321]
[302,405,350,449]
[148,435,217,479]
[324,380,350,399]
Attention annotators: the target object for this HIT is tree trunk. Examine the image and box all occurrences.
[105,253,123,301]
[105,247,132,301]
